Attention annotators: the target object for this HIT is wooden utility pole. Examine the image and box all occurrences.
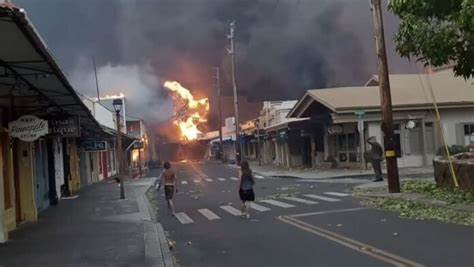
[227,20,241,165]
[215,67,224,161]
[370,0,400,193]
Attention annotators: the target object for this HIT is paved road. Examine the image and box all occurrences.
[151,161,473,267]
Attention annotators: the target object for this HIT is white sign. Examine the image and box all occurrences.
[8,115,49,142]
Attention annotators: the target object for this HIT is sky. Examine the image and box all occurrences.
[15,0,416,127]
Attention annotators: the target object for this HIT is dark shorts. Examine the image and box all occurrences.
[239,189,255,202]
[164,185,174,200]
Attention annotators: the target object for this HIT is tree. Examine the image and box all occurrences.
[388,0,473,78]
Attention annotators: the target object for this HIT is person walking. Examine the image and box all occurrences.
[367,136,384,182]
[238,160,255,219]
[156,161,177,215]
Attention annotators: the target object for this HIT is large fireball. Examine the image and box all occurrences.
[163,81,209,141]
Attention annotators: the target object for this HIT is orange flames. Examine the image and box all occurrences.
[163,81,209,141]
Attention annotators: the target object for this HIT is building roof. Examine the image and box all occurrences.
[289,69,474,118]
[0,5,103,136]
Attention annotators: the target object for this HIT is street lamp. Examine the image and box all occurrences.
[113,98,125,199]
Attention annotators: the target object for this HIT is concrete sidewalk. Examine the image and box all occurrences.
[0,176,173,267]
[240,162,433,180]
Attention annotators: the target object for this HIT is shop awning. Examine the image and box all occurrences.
[0,5,102,135]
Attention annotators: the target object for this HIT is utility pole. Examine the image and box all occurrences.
[370,0,400,193]
[92,57,100,102]
[214,67,224,162]
[227,20,241,165]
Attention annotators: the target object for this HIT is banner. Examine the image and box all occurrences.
[8,115,48,142]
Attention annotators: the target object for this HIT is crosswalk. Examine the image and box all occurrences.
[168,191,350,225]
[178,174,268,185]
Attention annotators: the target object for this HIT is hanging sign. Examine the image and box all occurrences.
[8,115,49,142]
[49,117,80,137]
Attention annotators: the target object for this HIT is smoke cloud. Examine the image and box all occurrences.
[69,59,173,122]
[18,0,414,128]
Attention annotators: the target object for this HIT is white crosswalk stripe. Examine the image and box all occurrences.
[229,177,239,181]
[181,181,188,185]
[324,192,350,197]
[198,209,221,220]
[282,197,318,205]
[260,199,295,208]
[304,194,341,202]
[220,205,242,216]
[249,203,271,212]
[193,179,200,183]
[175,212,194,224]
[205,178,213,182]
[217,178,226,181]
[254,175,264,179]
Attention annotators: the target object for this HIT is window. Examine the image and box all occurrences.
[464,124,474,144]
[407,124,422,154]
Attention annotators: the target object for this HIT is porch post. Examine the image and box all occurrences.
[310,134,316,168]
[285,142,291,168]
[421,118,428,166]
[358,119,366,170]
[323,127,329,160]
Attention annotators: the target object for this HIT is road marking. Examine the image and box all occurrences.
[181,181,188,185]
[229,177,239,181]
[254,175,264,179]
[260,199,295,208]
[175,212,194,224]
[290,207,368,218]
[278,215,423,267]
[304,194,340,202]
[220,205,242,216]
[282,197,318,205]
[217,178,226,181]
[324,192,350,197]
[205,178,213,182]
[197,209,221,220]
[249,203,271,212]
[193,179,200,183]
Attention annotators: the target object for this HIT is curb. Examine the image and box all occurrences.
[140,179,174,267]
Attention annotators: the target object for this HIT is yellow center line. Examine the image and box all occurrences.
[278,215,424,267]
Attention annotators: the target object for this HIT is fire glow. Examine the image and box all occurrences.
[163,81,209,141]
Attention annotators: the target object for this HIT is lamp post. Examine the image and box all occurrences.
[113,99,125,199]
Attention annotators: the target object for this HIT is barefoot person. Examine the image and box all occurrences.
[239,160,255,219]
[156,161,177,215]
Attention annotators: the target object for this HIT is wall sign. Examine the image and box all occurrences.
[8,115,49,142]
[80,140,108,151]
[49,117,80,137]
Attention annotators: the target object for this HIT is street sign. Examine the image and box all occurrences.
[354,109,365,118]
[81,140,107,151]
[8,115,48,142]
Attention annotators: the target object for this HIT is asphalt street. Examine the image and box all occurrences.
[151,161,474,267]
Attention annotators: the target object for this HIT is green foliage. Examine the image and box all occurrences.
[365,198,474,225]
[388,0,474,79]
[402,180,474,204]
[436,144,469,156]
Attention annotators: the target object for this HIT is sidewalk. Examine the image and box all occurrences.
[243,162,433,180]
[0,176,173,267]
